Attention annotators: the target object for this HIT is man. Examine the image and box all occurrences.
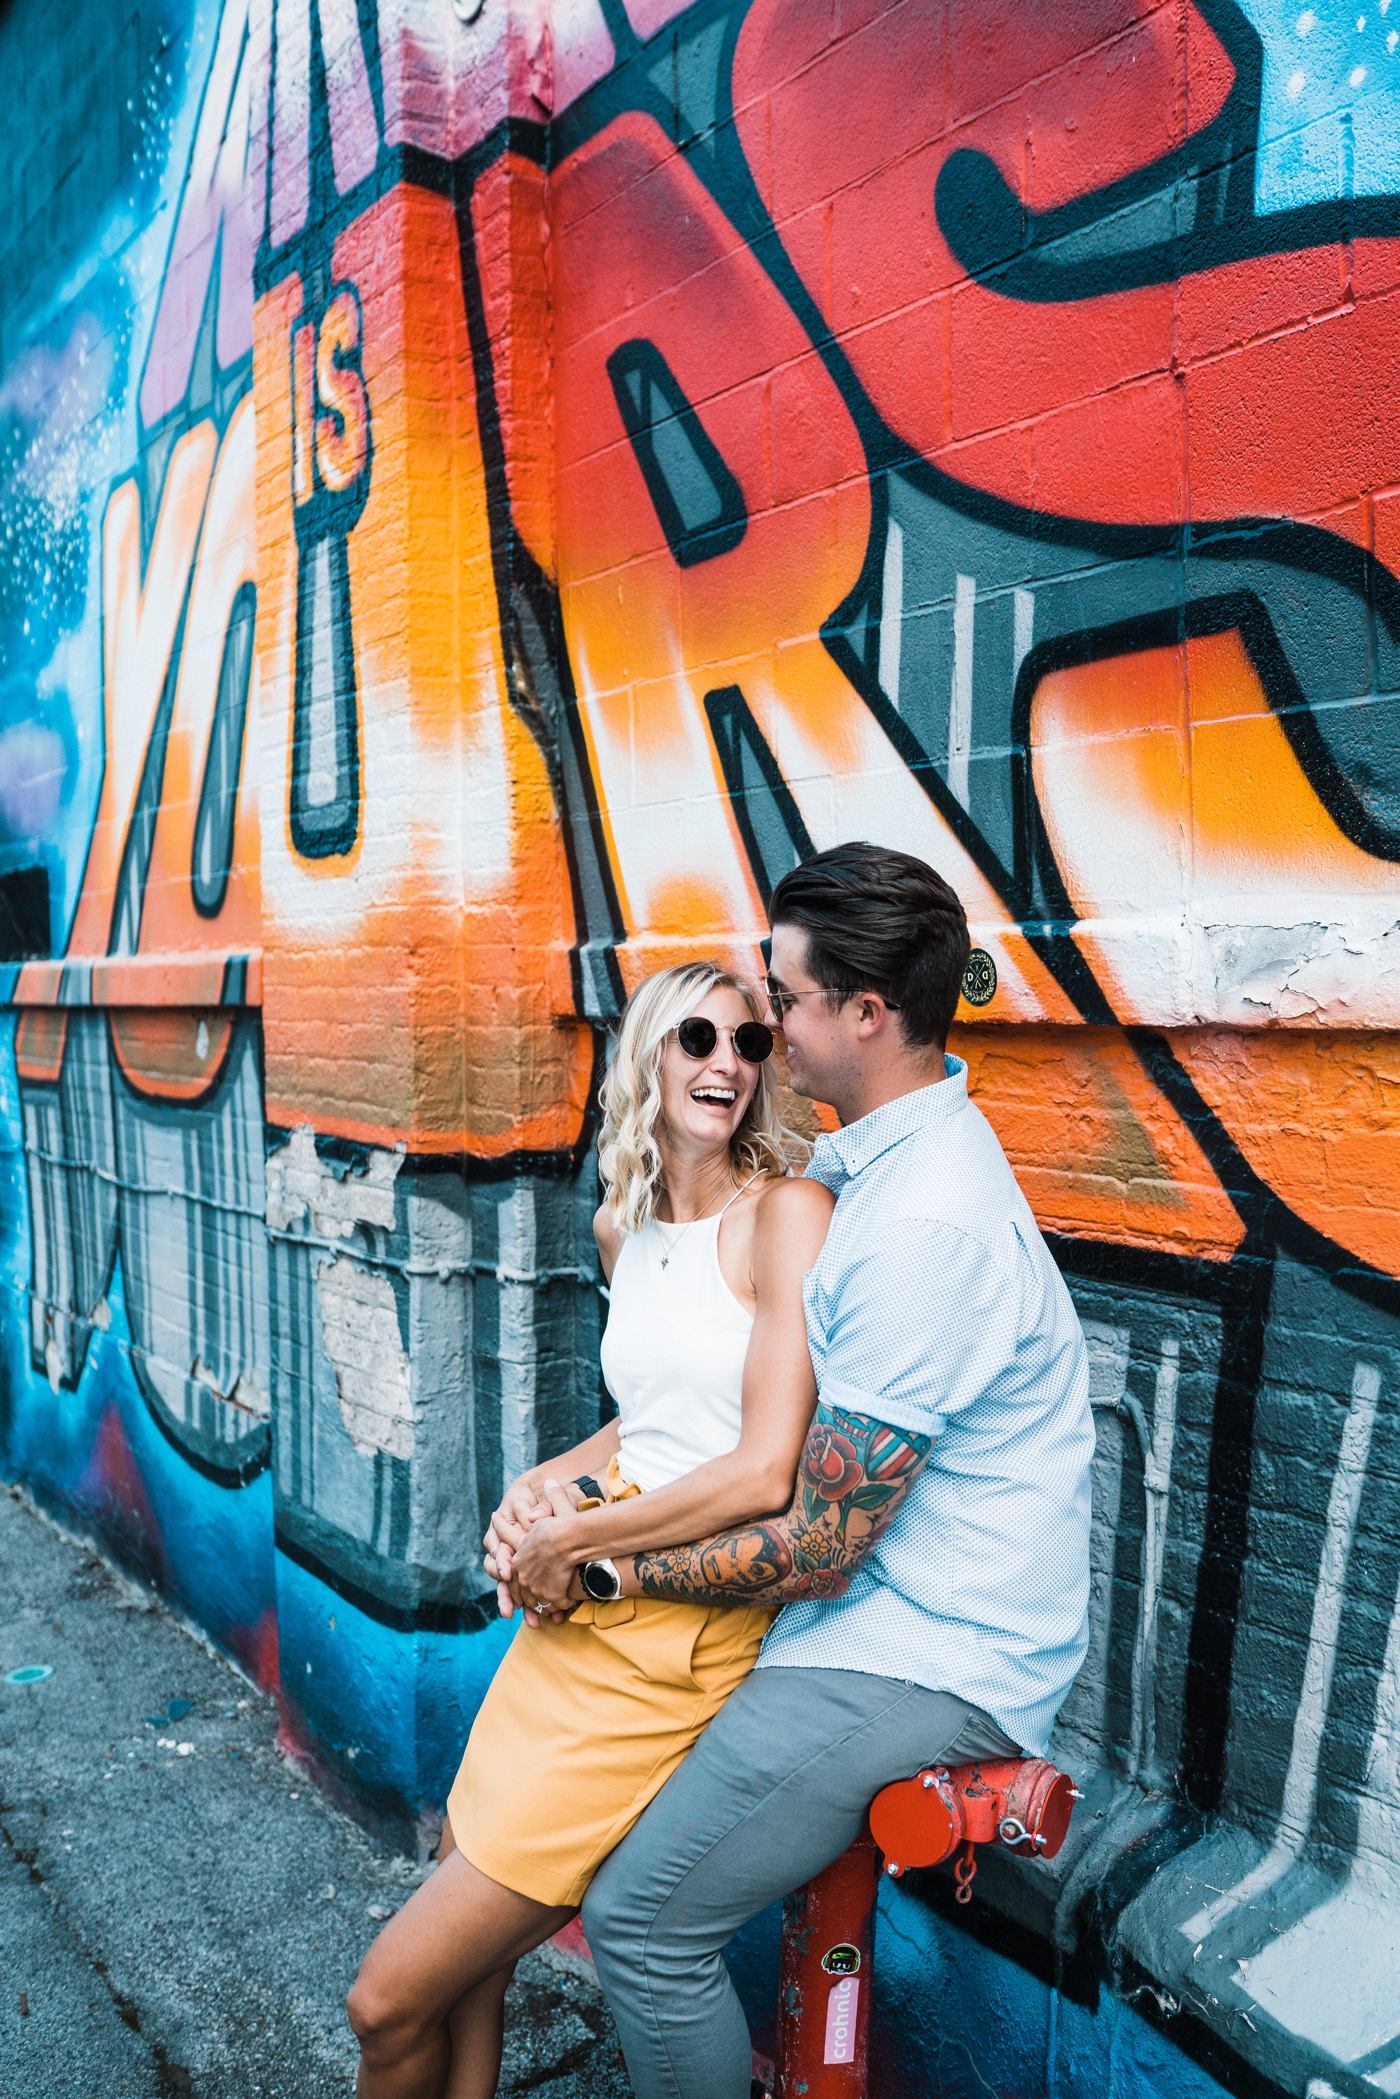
[579,840,1094,2099]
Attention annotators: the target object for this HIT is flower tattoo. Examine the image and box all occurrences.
[802,1426,864,1499]
[633,1402,933,1607]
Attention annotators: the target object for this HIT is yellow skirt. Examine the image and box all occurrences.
[447,1590,774,1906]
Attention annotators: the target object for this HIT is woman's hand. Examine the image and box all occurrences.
[485,1473,542,1563]
[486,1470,551,1544]
[483,1424,622,1614]
[484,1471,555,1615]
[487,1482,589,1624]
[512,1480,587,1614]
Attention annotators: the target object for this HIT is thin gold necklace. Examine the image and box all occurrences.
[655,1169,761,1269]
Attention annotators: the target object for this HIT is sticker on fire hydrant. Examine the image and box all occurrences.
[824,1975,860,2063]
[821,1943,861,1975]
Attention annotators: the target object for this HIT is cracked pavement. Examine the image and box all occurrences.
[0,1485,634,2098]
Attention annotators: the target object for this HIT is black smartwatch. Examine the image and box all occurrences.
[580,1557,622,1602]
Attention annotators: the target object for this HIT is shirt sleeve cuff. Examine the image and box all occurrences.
[818,1378,947,1443]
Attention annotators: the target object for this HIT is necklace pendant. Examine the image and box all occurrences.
[660,1255,669,1269]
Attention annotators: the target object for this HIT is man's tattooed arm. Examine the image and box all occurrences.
[631,1404,934,1606]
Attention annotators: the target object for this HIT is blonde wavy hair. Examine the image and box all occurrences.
[599,963,808,1234]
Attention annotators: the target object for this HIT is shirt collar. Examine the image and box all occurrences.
[809,1056,969,1193]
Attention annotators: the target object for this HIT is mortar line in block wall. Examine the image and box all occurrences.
[24,1146,266,1223]
[14,1155,604,1288]
[262,1226,601,1291]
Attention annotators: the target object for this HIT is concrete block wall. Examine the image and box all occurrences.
[2,2,1398,2094]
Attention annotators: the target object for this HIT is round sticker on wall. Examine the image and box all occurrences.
[4,1664,54,1685]
[961,948,997,1008]
[821,1942,861,1976]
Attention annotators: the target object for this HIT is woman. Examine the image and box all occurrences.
[348,962,834,2099]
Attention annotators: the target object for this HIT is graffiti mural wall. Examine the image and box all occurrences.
[3,0,1399,2091]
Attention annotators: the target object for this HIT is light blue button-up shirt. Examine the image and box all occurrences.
[756,1057,1094,1755]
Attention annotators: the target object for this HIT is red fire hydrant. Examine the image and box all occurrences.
[773,1758,1080,2098]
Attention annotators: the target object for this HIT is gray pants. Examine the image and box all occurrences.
[581,1666,1020,2099]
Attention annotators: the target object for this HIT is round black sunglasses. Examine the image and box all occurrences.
[675,1016,774,1064]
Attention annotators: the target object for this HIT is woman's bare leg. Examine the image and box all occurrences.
[432,1814,574,2099]
[348,1834,573,2099]
[443,1966,514,2099]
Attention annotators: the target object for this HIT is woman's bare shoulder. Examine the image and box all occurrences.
[755,1172,836,1224]
[748,1173,834,1285]
[593,1202,625,1278]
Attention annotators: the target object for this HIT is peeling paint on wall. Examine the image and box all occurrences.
[314,1255,414,1462]
[265,1123,403,1238]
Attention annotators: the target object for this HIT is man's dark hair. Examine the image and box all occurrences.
[769,842,970,1048]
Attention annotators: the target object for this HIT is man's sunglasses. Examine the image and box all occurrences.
[674,1016,775,1064]
[765,974,900,1020]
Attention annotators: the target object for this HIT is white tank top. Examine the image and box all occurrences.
[599,1198,755,1493]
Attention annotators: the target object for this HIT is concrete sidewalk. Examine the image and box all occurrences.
[0,1485,634,2098]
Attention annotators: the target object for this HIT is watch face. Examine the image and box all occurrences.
[583,1561,616,1601]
